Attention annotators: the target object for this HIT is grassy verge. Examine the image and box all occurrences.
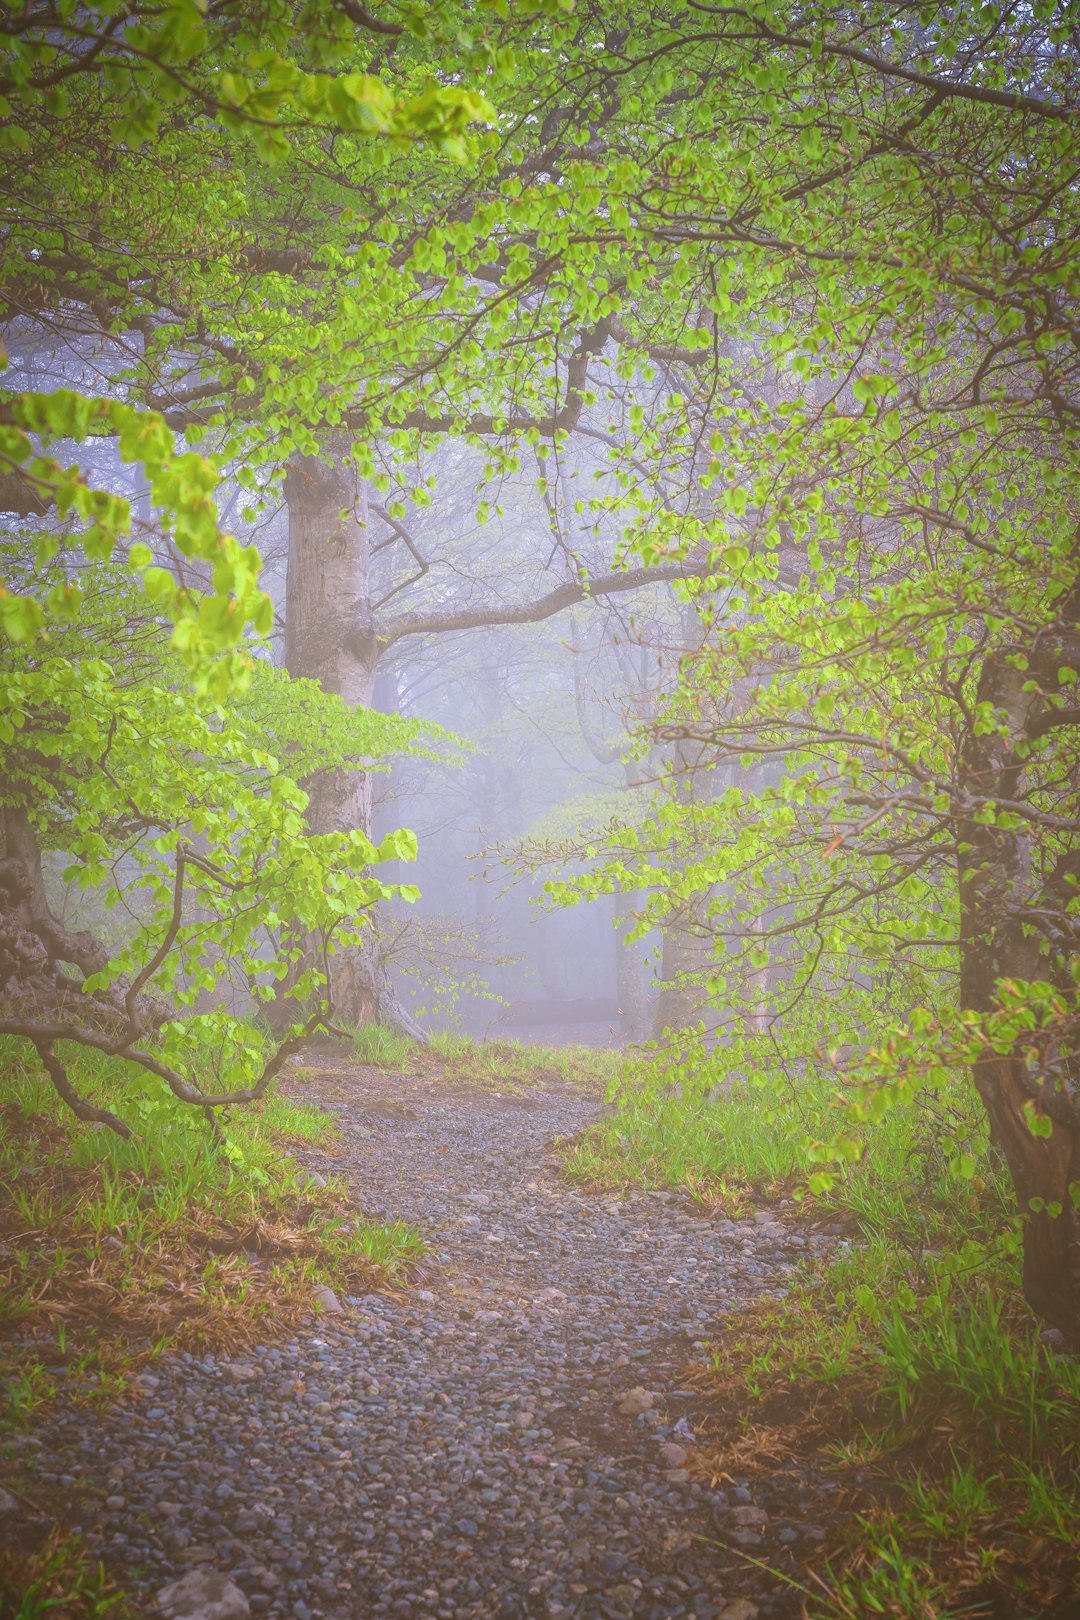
[0,1035,425,1432]
[351,1024,622,1095]
[569,1083,1080,1619]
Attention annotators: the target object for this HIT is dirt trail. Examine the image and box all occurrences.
[17,1054,829,1619]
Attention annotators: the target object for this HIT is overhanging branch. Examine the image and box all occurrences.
[376,557,715,648]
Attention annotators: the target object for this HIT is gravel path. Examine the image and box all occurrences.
[18,1052,832,1620]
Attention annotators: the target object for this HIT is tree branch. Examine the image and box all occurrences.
[376,558,711,648]
[685,4,1078,121]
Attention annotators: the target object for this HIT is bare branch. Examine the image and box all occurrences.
[377,559,709,649]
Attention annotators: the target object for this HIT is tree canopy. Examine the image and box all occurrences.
[2,0,1079,1336]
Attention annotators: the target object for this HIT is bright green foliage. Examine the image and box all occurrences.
[0,0,501,156]
[0,571,430,1113]
[503,8,1080,1282]
[0,396,270,692]
[0,0,507,674]
[3,0,1079,1309]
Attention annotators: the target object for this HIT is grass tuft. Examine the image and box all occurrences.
[351,1023,417,1069]
[0,1527,135,1620]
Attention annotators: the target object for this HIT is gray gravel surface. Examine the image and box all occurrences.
[19,1053,832,1619]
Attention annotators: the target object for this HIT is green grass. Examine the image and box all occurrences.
[0,1034,425,1429]
[351,1023,417,1068]
[572,1078,1080,1617]
[564,1081,1005,1243]
[428,1031,621,1094]
[0,1527,135,1619]
[351,1023,622,1096]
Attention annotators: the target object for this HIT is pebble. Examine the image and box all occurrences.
[729,1506,768,1530]
[222,1364,260,1385]
[658,1441,689,1468]
[21,1049,820,1618]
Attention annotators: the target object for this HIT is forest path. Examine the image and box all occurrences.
[30,1051,829,1620]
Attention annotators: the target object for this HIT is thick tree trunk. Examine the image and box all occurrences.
[281,455,423,1040]
[651,730,715,1040]
[614,906,649,1042]
[0,805,110,1018]
[652,903,710,1038]
[958,649,1080,1342]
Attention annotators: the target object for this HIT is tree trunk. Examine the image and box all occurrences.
[957,649,1080,1342]
[652,901,710,1038]
[0,805,110,1017]
[281,454,424,1040]
[613,904,649,1042]
[651,732,714,1041]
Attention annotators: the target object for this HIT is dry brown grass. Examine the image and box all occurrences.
[0,1092,419,1428]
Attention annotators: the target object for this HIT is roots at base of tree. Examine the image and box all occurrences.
[974,1052,1080,1348]
[338,952,427,1044]
[270,941,426,1045]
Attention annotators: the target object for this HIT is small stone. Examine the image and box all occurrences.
[0,1487,19,1515]
[729,1505,768,1530]
[222,1363,260,1384]
[312,1284,343,1315]
[617,1387,657,1417]
[658,1442,688,1468]
[722,1603,759,1620]
[156,1570,251,1620]
[105,1495,125,1511]
[304,1171,328,1190]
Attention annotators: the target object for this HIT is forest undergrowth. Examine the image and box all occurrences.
[351,1024,621,1095]
[0,1035,424,1433]
[567,1082,1080,1619]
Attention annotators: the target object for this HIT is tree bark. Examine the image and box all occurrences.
[614,905,650,1042]
[957,647,1080,1342]
[281,454,424,1040]
[652,896,711,1038]
[0,805,111,1018]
